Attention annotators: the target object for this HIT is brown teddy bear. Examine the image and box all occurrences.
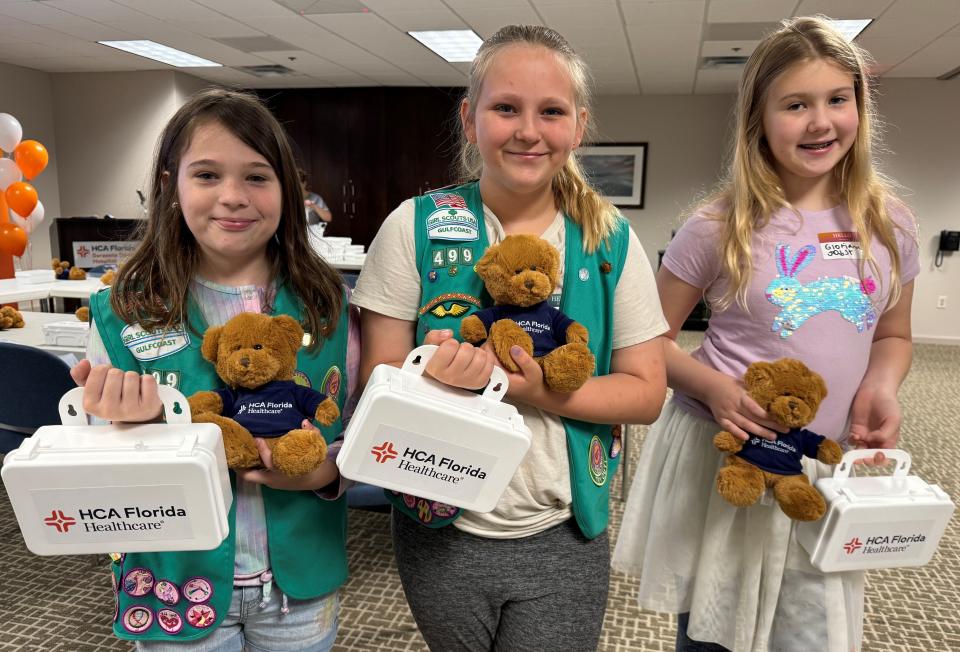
[714,358,843,521]
[187,312,340,477]
[0,306,25,329]
[76,306,90,322]
[99,269,116,285]
[460,234,594,393]
[68,265,87,280]
[52,258,70,279]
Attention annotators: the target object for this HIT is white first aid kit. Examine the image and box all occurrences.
[338,345,532,512]
[797,449,954,572]
[41,320,90,347]
[1,386,232,556]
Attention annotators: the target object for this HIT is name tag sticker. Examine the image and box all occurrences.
[818,231,862,260]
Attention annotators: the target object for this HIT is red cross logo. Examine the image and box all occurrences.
[44,509,77,533]
[843,537,863,554]
[371,441,398,463]
[76,245,90,258]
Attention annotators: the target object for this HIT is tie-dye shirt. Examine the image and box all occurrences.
[663,202,919,441]
[85,277,360,584]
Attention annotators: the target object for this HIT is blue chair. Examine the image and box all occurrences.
[0,342,76,454]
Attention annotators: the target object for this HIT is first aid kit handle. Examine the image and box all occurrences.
[833,448,911,480]
[58,385,193,426]
[401,345,509,403]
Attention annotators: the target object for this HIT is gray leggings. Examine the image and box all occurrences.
[392,511,609,652]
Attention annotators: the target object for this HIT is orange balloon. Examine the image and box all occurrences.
[5,181,38,217]
[13,140,48,180]
[0,221,27,256]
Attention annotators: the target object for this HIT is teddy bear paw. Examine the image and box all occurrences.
[271,430,328,476]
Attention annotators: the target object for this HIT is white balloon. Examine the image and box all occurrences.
[10,211,30,232]
[29,199,45,225]
[0,157,21,190]
[0,113,23,153]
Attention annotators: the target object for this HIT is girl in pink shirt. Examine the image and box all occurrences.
[614,16,919,652]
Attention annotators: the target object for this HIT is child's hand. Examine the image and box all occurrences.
[70,359,162,423]
[703,373,783,442]
[501,345,549,405]
[422,330,494,390]
[849,384,901,466]
[237,420,339,490]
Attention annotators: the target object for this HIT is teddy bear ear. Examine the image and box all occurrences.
[474,242,501,278]
[201,326,223,363]
[272,315,304,353]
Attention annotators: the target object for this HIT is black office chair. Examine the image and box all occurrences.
[0,342,77,454]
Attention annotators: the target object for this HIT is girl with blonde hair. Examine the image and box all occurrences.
[614,16,919,652]
[353,24,667,650]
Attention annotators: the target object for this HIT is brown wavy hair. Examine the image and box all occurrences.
[705,15,913,311]
[457,25,620,253]
[112,88,343,347]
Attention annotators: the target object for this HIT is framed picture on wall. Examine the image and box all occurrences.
[577,143,647,208]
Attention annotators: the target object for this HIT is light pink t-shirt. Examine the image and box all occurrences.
[664,202,920,440]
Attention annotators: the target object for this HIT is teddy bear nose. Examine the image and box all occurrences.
[239,356,250,367]
[788,399,799,411]
[524,279,534,290]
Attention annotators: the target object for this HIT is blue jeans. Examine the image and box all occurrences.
[136,585,338,652]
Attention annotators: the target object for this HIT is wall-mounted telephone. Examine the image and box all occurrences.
[936,230,960,266]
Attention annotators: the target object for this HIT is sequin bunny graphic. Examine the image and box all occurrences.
[766,244,877,338]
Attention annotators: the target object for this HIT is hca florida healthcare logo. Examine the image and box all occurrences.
[42,505,188,534]
[843,533,926,555]
[371,441,399,463]
[371,441,488,486]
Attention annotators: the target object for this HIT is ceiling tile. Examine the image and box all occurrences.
[857,36,927,67]
[451,7,544,39]
[43,0,150,22]
[621,0,705,25]
[864,1,960,39]
[170,18,266,38]
[795,0,896,20]
[887,34,960,77]
[194,0,297,18]
[537,3,622,30]
[0,1,78,24]
[707,0,798,23]
[640,79,695,94]
[110,0,223,21]
[701,40,758,57]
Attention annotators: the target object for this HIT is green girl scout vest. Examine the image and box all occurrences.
[90,283,349,642]
[386,181,628,540]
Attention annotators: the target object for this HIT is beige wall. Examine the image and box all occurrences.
[871,79,960,344]
[594,80,959,344]
[0,61,61,272]
[51,70,183,226]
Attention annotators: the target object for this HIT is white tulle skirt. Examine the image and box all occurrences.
[612,401,864,652]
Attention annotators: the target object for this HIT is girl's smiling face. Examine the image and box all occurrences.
[761,58,859,196]
[462,44,586,198]
[176,120,282,274]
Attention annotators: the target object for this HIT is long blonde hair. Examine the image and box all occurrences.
[708,15,910,311]
[457,25,619,252]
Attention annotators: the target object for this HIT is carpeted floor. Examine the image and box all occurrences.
[1,333,957,651]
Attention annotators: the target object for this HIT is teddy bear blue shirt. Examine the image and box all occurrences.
[474,301,576,357]
[736,428,827,475]
[214,380,327,437]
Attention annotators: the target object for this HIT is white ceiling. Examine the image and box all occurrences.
[0,0,957,94]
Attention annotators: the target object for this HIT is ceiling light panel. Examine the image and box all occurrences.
[408,30,482,62]
[98,40,222,67]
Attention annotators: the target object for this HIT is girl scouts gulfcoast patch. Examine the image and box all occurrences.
[588,435,608,487]
[426,198,479,242]
[121,323,190,362]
